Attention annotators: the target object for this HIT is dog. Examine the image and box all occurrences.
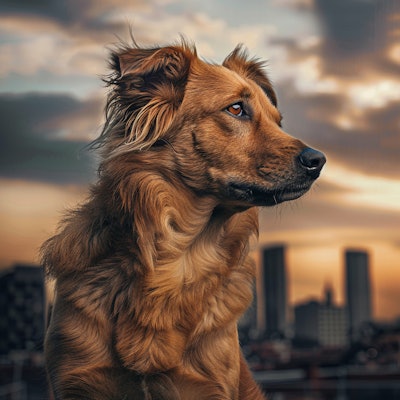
[41,39,325,399]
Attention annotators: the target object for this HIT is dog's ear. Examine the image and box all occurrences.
[117,46,191,82]
[223,45,277,107]
[110,43,194,151]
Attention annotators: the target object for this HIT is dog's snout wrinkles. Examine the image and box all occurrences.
[298,147,326,176]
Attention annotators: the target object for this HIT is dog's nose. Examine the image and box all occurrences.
[298,147,326,177]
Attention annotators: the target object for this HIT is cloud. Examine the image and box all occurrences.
[0,14,112,78]
[275,82,400,180]
[0,0,153,79]
[348,79,400,109]
[0,0,283,80]
[0,93,98,184]
[313,0,400,77]
[0,0,148,28]
[269,0,400,113]
[314,0,384,56]
[323,165,400,213]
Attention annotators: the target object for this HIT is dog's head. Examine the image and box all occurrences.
[99,40,325,208]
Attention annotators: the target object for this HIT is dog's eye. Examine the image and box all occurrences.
[226,103,245,117]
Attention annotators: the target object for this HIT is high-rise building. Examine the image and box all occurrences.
[294,300,319,345]
[0,264,46,355]
[294,285,347,347]
[262,245,287,338]
[345,249,372,340]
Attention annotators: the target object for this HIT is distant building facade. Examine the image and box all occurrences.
[345,249,372,340]
[294,285,347,347]
[0,264,46,355]
[294,300,319,345]
[262,245,288,338]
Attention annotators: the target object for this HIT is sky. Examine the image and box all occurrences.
[0,0,399,321]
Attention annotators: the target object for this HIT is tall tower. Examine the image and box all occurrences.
[262,245,287,339]
[345,249,372,341]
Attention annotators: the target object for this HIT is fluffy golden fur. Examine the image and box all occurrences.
[42,39,325,399]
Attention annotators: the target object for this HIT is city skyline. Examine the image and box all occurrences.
[257,245,391,334]
[3,244,391,325]
[0,245,381,356]
[1,0,399,321]
[258,245,378,347]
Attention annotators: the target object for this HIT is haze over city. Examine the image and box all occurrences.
[0,0,399,321]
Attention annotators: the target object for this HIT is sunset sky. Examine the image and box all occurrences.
[0,0,399,321]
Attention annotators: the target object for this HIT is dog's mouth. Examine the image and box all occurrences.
[227,181,313,206]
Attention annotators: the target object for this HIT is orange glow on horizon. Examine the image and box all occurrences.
[0,179,86,267]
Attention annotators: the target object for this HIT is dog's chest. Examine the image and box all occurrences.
[148,240,254,330]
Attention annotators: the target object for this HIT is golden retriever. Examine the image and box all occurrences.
[41,39,325,399]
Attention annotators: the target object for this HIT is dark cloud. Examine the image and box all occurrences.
[0,93,98,184]
[1,0,101,25]
[276,83,400,179]
[273,1,400,79]
[313,0,400,76]
[1,0,88,25]
[315,0,384,55]
[0,0,133,42]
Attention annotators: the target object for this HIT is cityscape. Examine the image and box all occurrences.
[1,245,399,399]
[243,246,373,346]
